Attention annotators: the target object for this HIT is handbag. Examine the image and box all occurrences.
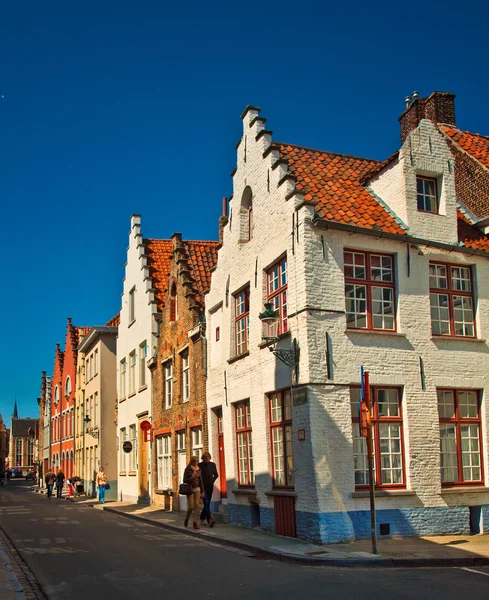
[105,482,111,490]
[179,483,192,496]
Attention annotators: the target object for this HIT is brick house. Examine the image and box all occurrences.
[38,371,52,485]
[206,92,489,543]
[117,215,173,503]
[7,412,38,474]
[150,233,219,511]
[50,318,89,478]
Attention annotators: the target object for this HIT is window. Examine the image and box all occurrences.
[120,428,127,472]
[429,262,475,337]
[170,283,177,321]
[164,361,173,409]
[129,287,136,323]
[139,342,147,388]
[129,424,137,471]
[235,400,254,486]
[192,427,202,455]
[28,440,34,465]
[182,351,190,402]
[266,259,288,336]
[85,358,90,383]
[269,390,294,488]
[94,349,99,376]
[344,250,396,331]
[65,376,71,398]
[120,359,126,399]
[129,351,136,394]
[93,393,98,428]
[241,186,253,242]
[15,439,22,466]
[234,288,250,355]
[438,389,482,485]
[417,176,438,213]
[157,435,172,489]
[177,430,186,452]
[350,387,404,488]
[216,327,220,342]
[54,385,59,405]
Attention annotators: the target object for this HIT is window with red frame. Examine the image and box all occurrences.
[429,262,475,337]
[344,250,396,331]
[235,400,254,486]
[350,387,404,488]
[266,258,288,337]
[234,288,250,355]
[269,390,294,488]
[438,389,482,485]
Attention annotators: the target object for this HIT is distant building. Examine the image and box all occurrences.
[0,414,8,473]
[7,405,38,473]
[38,371,52,485]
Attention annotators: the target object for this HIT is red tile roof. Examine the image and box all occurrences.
[277,143,405,235]
[105,313,120,328]
[457,211,489,252]
[441,126,489,170]
[184,241,220,296]
[145,239,173,311]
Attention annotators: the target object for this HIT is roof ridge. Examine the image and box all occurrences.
[275,141,380,164]
[439,125,489,179]
[441,124,489,140]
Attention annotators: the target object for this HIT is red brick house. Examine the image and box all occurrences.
[151,233,219,511]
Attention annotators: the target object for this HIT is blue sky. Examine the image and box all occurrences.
[1,0,488,422]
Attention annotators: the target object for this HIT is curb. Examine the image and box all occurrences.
[101,506,489,568]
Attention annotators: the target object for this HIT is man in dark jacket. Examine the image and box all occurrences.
[45,468,56,499]
[55,470,65,499]
[199,452,219,527]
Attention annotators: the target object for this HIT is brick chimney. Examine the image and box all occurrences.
[399,91,456,143]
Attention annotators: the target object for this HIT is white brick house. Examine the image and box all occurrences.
[206,92,489,543]
[117,215,172,503]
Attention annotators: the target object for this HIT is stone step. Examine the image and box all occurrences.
[212,510,229,524]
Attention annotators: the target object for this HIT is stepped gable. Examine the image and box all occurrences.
[105,313,120,327]
[275,142,406,235]
[184,240,220,302]
[145,239,173,311]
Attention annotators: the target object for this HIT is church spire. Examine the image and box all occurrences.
[12,399,18,418]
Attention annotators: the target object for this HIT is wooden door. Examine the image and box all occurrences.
[274,496,297,537]
[217,410,227,499]
[138,421,149,499]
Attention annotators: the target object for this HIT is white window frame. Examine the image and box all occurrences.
[129,424,137,472]
[157,435,172,489]
[182,351,190,403]
[120,359,126,400]
[120,428,127,472]
[191,427,202,456]
[94,349,99,376]
[139,341,147,388]
[129,286,136,323]
[129,351,136,395]
[164,361,173,409]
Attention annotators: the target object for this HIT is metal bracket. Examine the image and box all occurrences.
[266,338,300,382]
[86,428,99,439]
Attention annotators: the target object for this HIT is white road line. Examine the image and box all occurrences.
[459,567,489,577]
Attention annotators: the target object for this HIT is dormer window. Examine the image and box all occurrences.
[417,176,438,213]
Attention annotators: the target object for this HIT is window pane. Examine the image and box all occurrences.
[453,296,474,337]
[350,387,361,417]
[437,390,455,418]
[272,427,284,486]
[345,284,367,328]
[370,255,393,282]
[429,264,447,289]
[451,266,471,292]
[285,424,294,486]
[377,389,400,417]
[430,293,451,335]
[270,395,281,423]
[344,251,366,279]
[460,424,481,481]
[371,287,394,330]
[379,423,403,484]
[440,424,458,482]
[458,391,478,418]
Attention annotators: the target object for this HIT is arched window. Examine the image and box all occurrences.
[240,186,253,242]
[54,386,59,405]
[170,282,177,321]
[65,377,71,398]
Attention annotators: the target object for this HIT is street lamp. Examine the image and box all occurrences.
[258,302,300,382]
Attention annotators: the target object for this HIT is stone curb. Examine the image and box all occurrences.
[101,506,489,568]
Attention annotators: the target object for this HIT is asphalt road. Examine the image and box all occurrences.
[1,480,489,600]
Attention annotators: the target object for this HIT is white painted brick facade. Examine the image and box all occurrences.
[206,108,489,542]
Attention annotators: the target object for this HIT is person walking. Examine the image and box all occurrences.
[56,469,65,499]
[183,456,204,530]
[199,452,219,527]
[96,467,108,503]
[45,468,56,499]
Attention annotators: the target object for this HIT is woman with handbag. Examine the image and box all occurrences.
[182,456,205,530]
[96,466,108,503]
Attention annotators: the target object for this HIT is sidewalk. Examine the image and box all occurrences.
[101,501,489,568]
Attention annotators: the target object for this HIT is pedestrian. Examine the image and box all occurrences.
[56,469,65,499]
[45,468,56,499]
[199,452,218,527]
[96,467,108,503]
[183,456,204,530]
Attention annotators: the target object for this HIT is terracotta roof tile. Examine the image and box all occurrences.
[441,126,489,170]
[457,211,489,252]
[105,313,120,328]
[145,239,173,311]
[277,143,405,235]
[184,241,220,297]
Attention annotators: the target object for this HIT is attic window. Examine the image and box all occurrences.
[417,176,438,214]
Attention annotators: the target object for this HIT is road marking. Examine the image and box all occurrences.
[460,567,489,577]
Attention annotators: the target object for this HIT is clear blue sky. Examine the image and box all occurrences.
[1,0,488,422]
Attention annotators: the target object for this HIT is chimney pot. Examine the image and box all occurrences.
[412,91,420,100]
[404,96,411,108]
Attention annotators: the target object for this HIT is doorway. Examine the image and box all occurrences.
[177,431,187,512]
[138,419,149,501]
[217,409,227,500]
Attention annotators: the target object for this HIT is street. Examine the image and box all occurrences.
[1,480,489,600]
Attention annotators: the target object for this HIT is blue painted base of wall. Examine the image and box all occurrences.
[228,503,489,543]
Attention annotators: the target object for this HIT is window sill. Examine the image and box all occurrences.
[431,336,486,344]
[138,385,148,393]
[265,489,297,497]
[352,489,415,499]
[128,319,136,328]
[258,331,291,349]
[231,488,257,495]
[227,351,250,364]
[128,391,136,399]
[155,489,173,496]
[128,471,137,476]
[346,329,406,338]
[119,472,127,477]
[119,397,126,403]
[441,486,488,494]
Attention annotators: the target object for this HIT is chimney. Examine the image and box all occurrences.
[171,232,183,252]
[399,91,456,143]
[219,197,229,246]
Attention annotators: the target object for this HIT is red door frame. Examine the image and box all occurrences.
[217,410,227,499]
